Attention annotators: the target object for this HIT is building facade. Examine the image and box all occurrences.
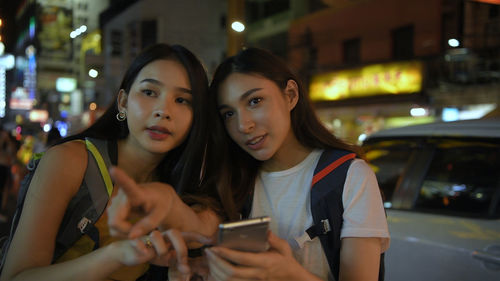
[244,0,500,143]
[99,0,227,107]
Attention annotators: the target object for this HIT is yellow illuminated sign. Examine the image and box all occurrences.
[81,29,102,55]
[309,61,423,101]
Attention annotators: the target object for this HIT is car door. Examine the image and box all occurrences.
[364,137,500,281]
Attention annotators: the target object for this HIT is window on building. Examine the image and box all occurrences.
[141,20,157,50]
[77,2,88,11]
[309,0,329,13]
[489,4,499,18]
[343,38,361,64]
[441,13,457,50]
[111,30,122,56]
[128,22,140,59]
[392,25,414,60]
[220,14,226,29]
[246,0,290,23]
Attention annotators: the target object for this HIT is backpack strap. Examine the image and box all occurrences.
[307,151,355,239]
[240,190,254,219]
[52,138,113,261]
[308,149,355,281]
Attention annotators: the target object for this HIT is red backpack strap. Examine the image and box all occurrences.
[311,153,356,188]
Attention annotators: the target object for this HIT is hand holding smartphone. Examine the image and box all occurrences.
[217,216,270,252]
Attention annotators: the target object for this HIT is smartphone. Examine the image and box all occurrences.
[217,216,270,252]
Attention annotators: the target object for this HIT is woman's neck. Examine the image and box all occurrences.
[261,132,312,172]
[116,139,163,183]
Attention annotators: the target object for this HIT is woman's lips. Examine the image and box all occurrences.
[147,126,171,140]
[246,135,265,150]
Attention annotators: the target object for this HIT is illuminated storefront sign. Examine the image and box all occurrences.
[471,0,500,4]
[10,87,33,110]
[309,61,423,101]
[25,46,37,99]
[0,68,5,118]
[29,109,49,122]
[0,54,15,117]
[56,77,77,92]
[38,4,73,59]
[81,29,102,55]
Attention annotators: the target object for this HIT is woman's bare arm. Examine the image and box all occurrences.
[0,142,154,281]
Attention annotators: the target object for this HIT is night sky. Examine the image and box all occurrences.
[0,0,18,53]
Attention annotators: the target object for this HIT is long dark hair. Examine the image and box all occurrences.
[210,47,362,219]
[64,43,211,197]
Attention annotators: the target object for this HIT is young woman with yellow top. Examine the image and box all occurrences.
[0,43,220,281]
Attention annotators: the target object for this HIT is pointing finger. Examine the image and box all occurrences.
[107,189,133,237]
[163,229,190,275]
[109,166,145,206]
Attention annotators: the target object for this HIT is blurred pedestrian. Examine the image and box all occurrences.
[0,129,15,222]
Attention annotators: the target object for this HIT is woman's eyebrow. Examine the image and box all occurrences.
[140,78,163,85]
[240,88,262,100]
[140,78,192,94]
[218,88,262,111]
[176,86,192,94]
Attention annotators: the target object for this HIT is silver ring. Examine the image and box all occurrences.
[142,236,153,248]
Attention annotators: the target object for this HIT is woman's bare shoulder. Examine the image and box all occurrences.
[32,140,89,195]
[42,139,90,166]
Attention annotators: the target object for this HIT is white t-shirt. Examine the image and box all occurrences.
[250,149,390,281]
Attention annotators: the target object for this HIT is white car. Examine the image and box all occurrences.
[362,118,500,281]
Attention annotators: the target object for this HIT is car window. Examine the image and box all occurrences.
[363,139,420,207]
[415,139,500,217]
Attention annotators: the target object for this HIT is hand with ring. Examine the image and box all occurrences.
[112,230,165,267]
[141,236,154,249]
[135,229,212,279]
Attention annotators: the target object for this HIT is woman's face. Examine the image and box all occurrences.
[217,73,297,162]
[118,59,193,155]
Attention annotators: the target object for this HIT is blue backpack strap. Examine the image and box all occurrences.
[308,149,355,281]
[52,137,113,261]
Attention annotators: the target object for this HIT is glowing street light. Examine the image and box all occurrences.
[448,38,459,48]
[88,68,98,78]
[231,21,245,32]
[410,107,428,117]
[70,25,88,39]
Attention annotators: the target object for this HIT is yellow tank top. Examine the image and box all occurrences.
[55,210,149,281]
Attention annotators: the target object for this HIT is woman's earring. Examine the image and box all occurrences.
[116,111,127,121]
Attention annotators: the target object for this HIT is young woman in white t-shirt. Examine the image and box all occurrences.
[204,47,390,281]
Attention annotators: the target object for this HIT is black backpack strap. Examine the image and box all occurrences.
[52,138,113,261]
[240,190,254,219]
[309,149,355,281]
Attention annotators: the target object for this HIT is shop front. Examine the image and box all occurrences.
[309,60,435,144]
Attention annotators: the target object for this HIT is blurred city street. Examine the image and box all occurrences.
[0,0,499,280]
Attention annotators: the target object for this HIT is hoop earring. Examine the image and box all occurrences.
[116,111,127,121]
